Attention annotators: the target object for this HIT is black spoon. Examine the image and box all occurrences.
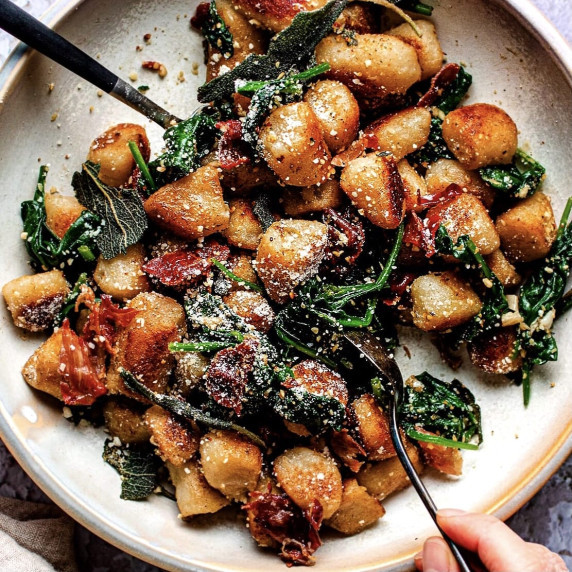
[344,330,485,572]
[0,0,181,128]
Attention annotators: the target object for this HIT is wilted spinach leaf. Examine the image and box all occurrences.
[21,165,101,272]
[398,372,482,449]
[72,161,147,259]
[197,0,347,102]
[479,149,545,199]
[514,197,572,404]
[103,439,158,500]
[148,109,220,186]
[55,272,88,326]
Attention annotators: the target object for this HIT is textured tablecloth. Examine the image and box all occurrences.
[0,1,571,571]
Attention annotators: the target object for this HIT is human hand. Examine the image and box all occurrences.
[414,509,567,572]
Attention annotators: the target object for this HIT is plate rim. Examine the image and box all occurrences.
[1,0,572,570]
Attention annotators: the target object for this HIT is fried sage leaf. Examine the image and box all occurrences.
[72,161,147,259]
[103,439,158,501]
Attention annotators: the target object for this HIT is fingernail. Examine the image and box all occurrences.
[424,537,451,572]
[437,508,467,518]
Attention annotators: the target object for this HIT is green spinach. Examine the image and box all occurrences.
[514,197,572,404]
[390,371,482,450]
[147,109,220,186]
[21,166,100,272]
[479,149,545,199]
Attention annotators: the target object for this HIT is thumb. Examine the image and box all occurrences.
[436,509,564,572]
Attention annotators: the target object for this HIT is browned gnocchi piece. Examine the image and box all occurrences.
[223,290,275,333]
[205,0,267,82]
[411,271,482,331]
[144,405,199,466]
[315,34,422,102]
[357,442,423,500]
[144,164,230,240]
[200,429,263,502]
[227,254,260,293]
[427,193,500,255]
[468,327,523,374]
[281,179,344,216]
[221,198,263,250]
[340,152,405,229]
[303,80,360,153]
[87,123,149,187]
[255,219,328,303]
[93,243,150,301]
[44,189,86,239]
[495,191,557,263]
[365,107,432,162]
[273,446,343,519]
[386,20,444,80]
[102,398,150,445]
[174,351,209,395]
[231,0,329,32]
[484,249,521,288]
[442,103,518,170]
[424,159,495,209]
[2,270,69,332]
[281,361,348,436]
[325,478,385,535]
[219,161,278,195]
[414,429,463,476]
[351,394,396,461]
[167,460,229,519]
[106,292,186,400]
[21,328,65,400]
[258,102,333,187]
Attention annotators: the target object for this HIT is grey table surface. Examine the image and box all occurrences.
[1,0,572,571]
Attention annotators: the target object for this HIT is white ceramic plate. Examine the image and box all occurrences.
[1,1,571,570]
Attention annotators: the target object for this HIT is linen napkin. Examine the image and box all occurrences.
[0,497,78,572]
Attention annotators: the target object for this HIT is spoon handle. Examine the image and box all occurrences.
[0,0,180,128]
[389,405,486,572]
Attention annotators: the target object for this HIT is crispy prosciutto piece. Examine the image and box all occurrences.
[205,337,259,415]
[143,241,230,287]
[322,207,365,278]
[190,2,210,29]
[244,489,323,566]
[60,319,107,406]
[216,120,252,170]
[82,294,139,354]
[417,63,462,109]
[403,184,465,257]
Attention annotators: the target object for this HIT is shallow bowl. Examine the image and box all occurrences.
[0,0,571,570]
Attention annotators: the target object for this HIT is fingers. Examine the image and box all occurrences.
[415,510,567,572]
[414,536,460,572]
